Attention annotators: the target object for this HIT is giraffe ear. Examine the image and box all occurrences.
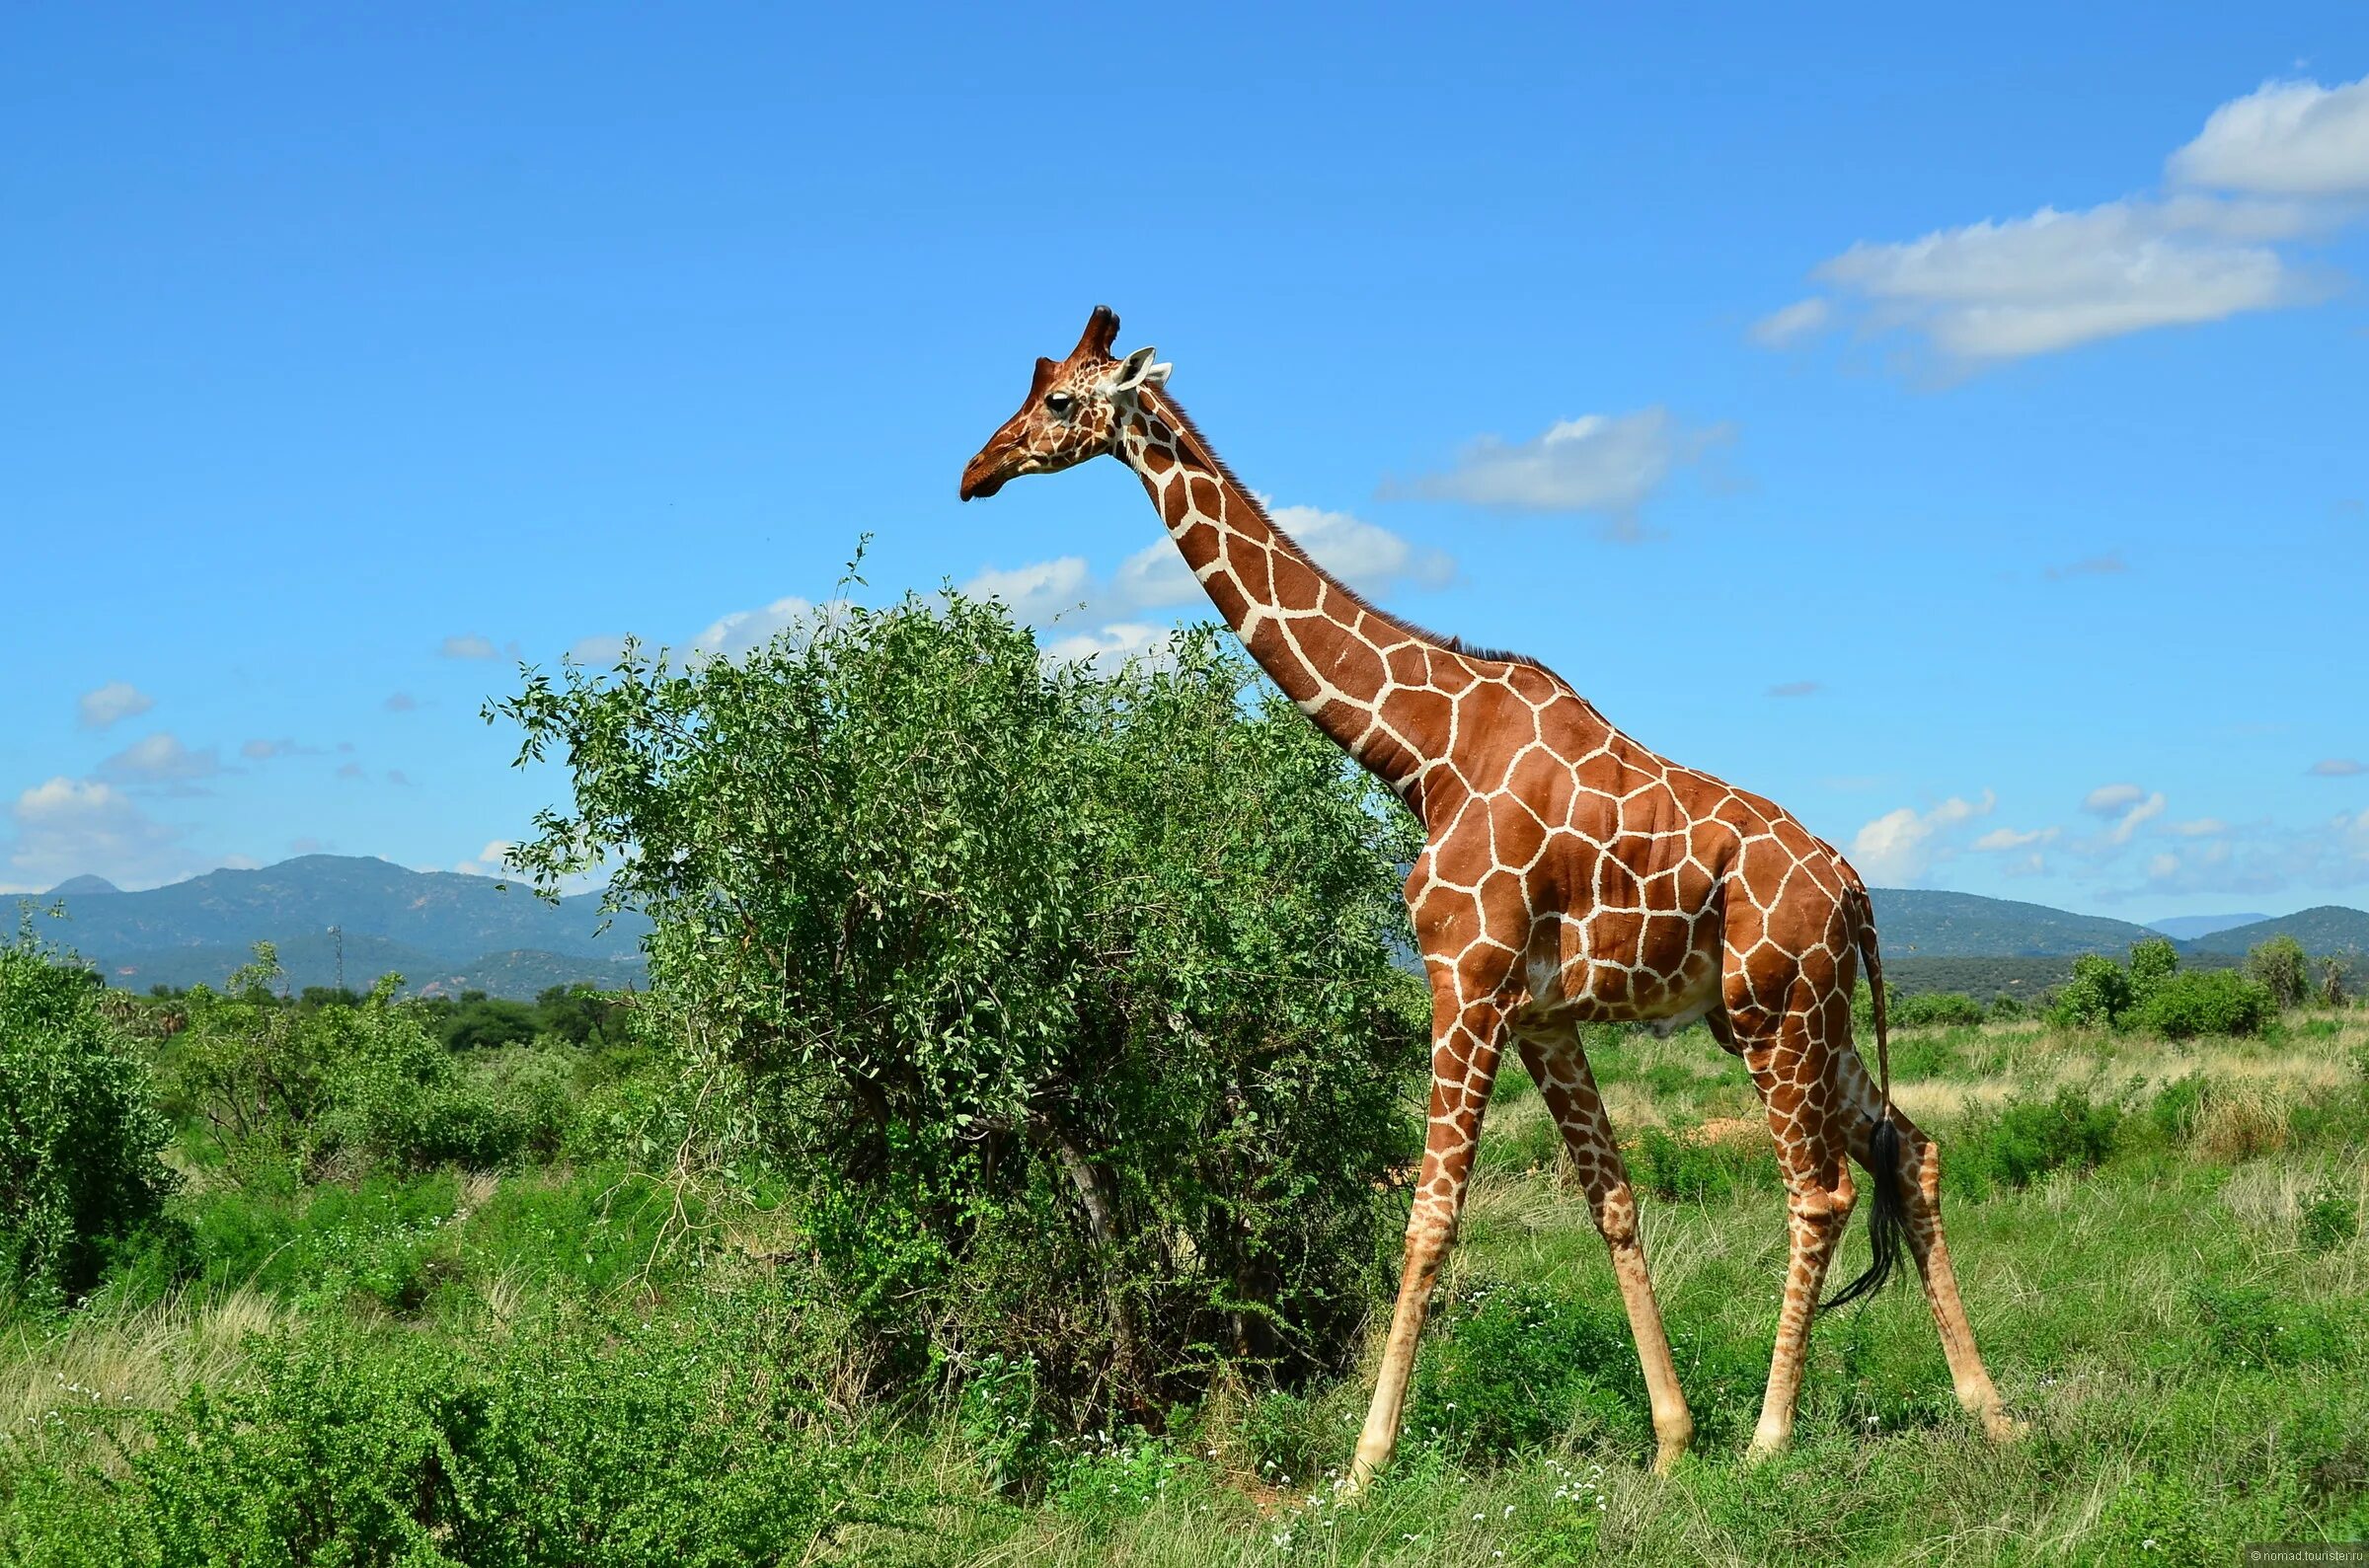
[1111,344,1170,394]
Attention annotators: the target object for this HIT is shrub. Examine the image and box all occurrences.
[2246,934,2309,1010]
[1892,991,1984,1030]
[1630,1126,1772,1203]
[0,938,178,1308]
[4,1299,905,1564]
[2140,970,2275,1040]
[1947,1085,2122,1199]
[2127,936,2179,1006]
[2047,953,2133,1029]
[162,962,573,1180]
[1405,1278,1646,1461]
[494,602,1425,1422]
[1986,993,2026,1021]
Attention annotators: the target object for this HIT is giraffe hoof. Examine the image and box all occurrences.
[1743,1437,1788,1466]
[1984,1412,2028,1445]
[1650,1441,1689,1475]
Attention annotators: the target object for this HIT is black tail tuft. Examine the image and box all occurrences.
[1823,1114,1906,1309]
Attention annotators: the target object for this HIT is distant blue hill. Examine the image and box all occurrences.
[18,855,2363,999]
[23,855,649,1000]
[2147,913,2271,941]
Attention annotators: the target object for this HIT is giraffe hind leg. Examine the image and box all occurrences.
[1732,1001,1859,1461]
[1516,1028,1694,1471]
[1830,1050,2016,1440]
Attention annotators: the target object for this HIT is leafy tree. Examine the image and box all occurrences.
[0,934,177,1308]
[2140,970,2276,1040]
[2127,936,2179,1005]
[2322,959,2349,1009]
[494,596,1425,1418]
[2048,953,2133,1029]
[2246,934,2309,1010]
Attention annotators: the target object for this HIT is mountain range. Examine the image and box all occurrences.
[17,856,2366,1001]
[24,855,649,999]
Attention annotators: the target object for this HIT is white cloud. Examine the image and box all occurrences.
[966,504,1453,664]
[1270,505,1457,595]
[566,635,632,665]
[96,732,219,786]
[76,682,154,730]
[2105,791,2168,846]
[1850,791,1996,885]
[438,635,500,659]
[1971,825,2057,853]
[963,559,1095,624]
[2171,817,2228,837]
[1765,73,2369,365]
[2168,76,2369,196]
[384,692,420,712]
[2309,758,2364,777]
[454,840,516,878]
[1750,297,1832,348]
[1,777,200,892]
[1040,624,1171,667]
[2083,783,2147,815]
[1386,409,1732,539]
[693,596,821,659]
[1812,199,2309,361]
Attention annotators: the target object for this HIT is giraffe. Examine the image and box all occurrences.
[959,307,2015,1487]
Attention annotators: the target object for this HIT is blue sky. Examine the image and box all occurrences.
[5,4,2364,918]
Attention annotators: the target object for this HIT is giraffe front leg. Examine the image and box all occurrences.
[1517,1032,1694,1472]
[1344,989,1508,1494]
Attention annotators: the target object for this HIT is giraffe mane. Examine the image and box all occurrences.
[1139,388,1542,671]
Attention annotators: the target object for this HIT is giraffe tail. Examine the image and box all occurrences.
[1824,884,1906,1310]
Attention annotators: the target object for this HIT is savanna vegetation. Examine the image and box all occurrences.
[2,594,2364,1565]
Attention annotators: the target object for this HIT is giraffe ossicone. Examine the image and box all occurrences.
[960,306,2014,1488]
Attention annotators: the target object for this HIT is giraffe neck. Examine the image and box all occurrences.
[1115,389,1458,806]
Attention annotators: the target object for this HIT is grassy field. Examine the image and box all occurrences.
[5,1010,2365,1565]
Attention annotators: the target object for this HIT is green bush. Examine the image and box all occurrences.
[1629,1127,1773,1203]
[2140,970,2275,1040]
[5,1299,904,1565]
[1947,1085,2122,1199]
[2246,934,2309,1010]
[2127,935,2179,1007]
[161,962,573,1180]
[1892,991,1984,1030]
[495,602,1425,1423]
[1406,1278,1646,1462]
[0,938,177,1309]
[2047,953,2133,1029]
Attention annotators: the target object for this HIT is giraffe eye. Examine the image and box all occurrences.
[1043,392,1076,417]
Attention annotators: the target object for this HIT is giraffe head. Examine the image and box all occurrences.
[959,306,1172,500]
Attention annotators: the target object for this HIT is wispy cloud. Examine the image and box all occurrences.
[1,777,201,892]
[2309,758,2364,777]
[1383,409,1733,541]
[96,732,220,787]
[1750,298,1831,348]
[1850,790,1996,884]
[384,693,420,712]
[437,635,515,660]
[1766,680,1821,699]
[76,681,155,730]
[1759,73,2369,367]
[2045,553,2127,580]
